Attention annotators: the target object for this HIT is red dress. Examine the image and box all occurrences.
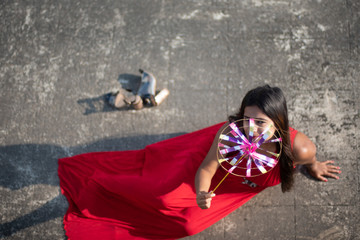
[58,122,298,240]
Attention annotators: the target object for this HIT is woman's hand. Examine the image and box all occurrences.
[306,160,341,182]
[196,191,215,209]
[293,132,341,182]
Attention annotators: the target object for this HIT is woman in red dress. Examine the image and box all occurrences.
[58,85,340,239]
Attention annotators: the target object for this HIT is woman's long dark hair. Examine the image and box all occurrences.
[228,85,295,192]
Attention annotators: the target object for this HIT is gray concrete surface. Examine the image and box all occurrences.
[0,0,359,239]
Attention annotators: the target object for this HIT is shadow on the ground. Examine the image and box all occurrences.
[0,132,186,238]
[295,165,320,181]
[77,93,131,115]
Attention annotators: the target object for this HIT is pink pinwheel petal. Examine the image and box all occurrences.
[252,152,277,167]
[220,145,242,155]
[254,125,273,147]
[248,118,255,143]
[219,134,244,145]
[246,157,252,177]
[253,158,267,174]
[229,153,245,165]
[218,142,230,149]
[229,123,250,145]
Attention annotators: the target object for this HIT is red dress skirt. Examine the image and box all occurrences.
[58,122,298,240]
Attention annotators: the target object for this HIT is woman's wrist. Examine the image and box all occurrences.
[197,190,208,195]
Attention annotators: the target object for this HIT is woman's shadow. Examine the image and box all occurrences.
[0,132,185,238]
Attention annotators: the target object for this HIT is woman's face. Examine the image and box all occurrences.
[243,105,275,140]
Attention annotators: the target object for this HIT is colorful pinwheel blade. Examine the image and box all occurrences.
[254,124,273,147]
[219,134,244,145]
[229,122,250,145]
[248,118,254,143]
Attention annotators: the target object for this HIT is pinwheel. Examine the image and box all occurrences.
[211,118,282,193]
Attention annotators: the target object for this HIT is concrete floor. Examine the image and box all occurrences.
[0,0,359,239]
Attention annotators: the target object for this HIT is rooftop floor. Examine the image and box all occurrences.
[0,0,359,239]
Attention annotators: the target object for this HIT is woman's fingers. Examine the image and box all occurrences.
[197,193,214,201]
[324,161,341,177]
[196,192,215,209]
[324,160,334,164]
[323,171,340,180]
[320,161,340,180]
[328,167,341,174]
[317,175,328,182]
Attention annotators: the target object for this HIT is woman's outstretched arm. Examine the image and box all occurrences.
[195,122,228,209]
[293,131,341,182]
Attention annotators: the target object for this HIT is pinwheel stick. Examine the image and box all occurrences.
[211,154,245,193]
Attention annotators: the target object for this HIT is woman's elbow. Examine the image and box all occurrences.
[295,140,317,164]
